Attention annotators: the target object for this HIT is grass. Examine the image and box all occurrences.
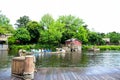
[82,45,120,50]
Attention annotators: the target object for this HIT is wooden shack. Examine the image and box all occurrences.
[65,38,82,52]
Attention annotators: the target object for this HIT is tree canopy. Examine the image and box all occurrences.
[0,11,14,34]
[15,15,31,28]
[2,13,119,45]
[26,21,40,43]
[14,28,31,44]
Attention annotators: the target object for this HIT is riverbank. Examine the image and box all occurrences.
[83,45,120,51]
[9,45,120,54]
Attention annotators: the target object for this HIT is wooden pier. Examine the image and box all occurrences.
[10,67,120,80]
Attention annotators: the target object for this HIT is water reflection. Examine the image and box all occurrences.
[0,50,120,68]
[0,50,10,69]
[36,52,83,67]
[36,51,120,67]
[86,51,120,67]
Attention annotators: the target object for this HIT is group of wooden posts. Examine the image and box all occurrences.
[12,55,35,80]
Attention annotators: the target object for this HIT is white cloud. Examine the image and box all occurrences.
[0,0,120,33]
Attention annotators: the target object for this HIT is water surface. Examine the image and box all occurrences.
[35,50,120,67]
[0,50,120,79]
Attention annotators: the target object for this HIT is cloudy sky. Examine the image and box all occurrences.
[0,0,120,33]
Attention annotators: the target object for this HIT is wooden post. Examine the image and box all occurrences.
[12,57,25,75]
[12,56,35,79]
[24,55,35,79]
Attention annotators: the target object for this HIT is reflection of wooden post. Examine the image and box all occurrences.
[24,55,34,79]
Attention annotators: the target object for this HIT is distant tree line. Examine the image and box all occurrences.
[0,11,120,45]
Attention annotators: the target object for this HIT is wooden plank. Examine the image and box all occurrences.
[34,68,48,80]
[56,68,66,80]
[10,67,120,80]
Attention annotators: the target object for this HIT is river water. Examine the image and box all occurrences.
[0,50,120,79]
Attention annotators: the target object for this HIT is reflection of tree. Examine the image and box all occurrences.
[71,52,81,65]
[80,53,89,67]
[0,50,10,68]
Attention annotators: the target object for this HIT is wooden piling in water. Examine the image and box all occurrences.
[24,56,34,79]
[12,56,35,80]
[12,57,25,75]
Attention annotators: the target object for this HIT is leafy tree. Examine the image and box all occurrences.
[40,14,65,44]
[88,32,104,45]
[26,21,40,43]
[0,27,6,34]
[40,14,54,30]
[74,26,88,44]
[14,28,31,44]
[40,21,65,44]
[107,32,120,44]
[0,11,14,34]
[15,15,30,28]
[0,11,10,26]
[8,36,16,44]
[57,15,85,43]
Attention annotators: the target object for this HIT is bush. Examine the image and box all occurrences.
[8,36,16,45]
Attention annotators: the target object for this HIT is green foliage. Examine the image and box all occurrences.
[40,14,54,29]
[0,12,10,26]
[6,13,120,47]
[8,36,16,44]
[107,32,120,44]
[74,26,88,44]
[0,27,6,34]
[26,21,40,43]
[88,32,104,45]
[39,14,65,44]
[98,45,120,50]
[82,45,93,50]
[9,45,32,54]
[83,45,120,50]
[14,28,31,44]
[0,11,14,34]
[57,15,85,43]
[15,15,30,28]
[40,21,65,44]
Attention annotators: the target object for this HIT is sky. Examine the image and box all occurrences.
[0,0,120,33]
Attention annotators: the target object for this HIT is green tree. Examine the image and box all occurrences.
[57,15,85,43]
[15,15,30,28]
[40,14,54,30]
[8,36,16,44]
[40,21,65,44]
[14,28,31,44]
[0,11,14,34]
[88,32,104,45]
[74,26,88,44]
[107,32,120,44]
[26,21,40,43]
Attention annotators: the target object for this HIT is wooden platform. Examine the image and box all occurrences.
[10,66,120,80]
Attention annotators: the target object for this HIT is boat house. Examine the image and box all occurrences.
[65,38,82,52]
[0,34,11,50]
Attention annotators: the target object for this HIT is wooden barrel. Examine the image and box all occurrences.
[12,57,25,75]
[24,55,34,73]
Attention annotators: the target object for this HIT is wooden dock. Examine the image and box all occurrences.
[10,66,120,80]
